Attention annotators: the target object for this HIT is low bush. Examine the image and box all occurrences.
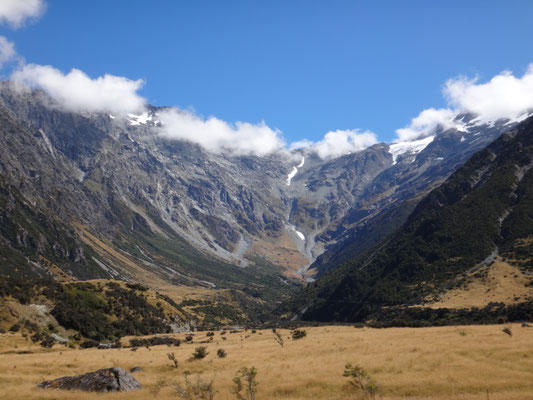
[233,366,258,400]
[192,346,208,359]
[343,363,379,399]
[80,340,99,349]
[129,336,180,347]
[167,352,178,368]
[291,329,307,340]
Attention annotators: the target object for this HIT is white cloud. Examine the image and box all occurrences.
[0,36,17,68]
[0,0,46,28]
[11,64,146,114]
[396,65,533,142]
[158,108,285,156]
[395,108,457,142]
[289,139,314,151]
[158,112,377,159]
[291,129,378,159]
[444,66,533,122]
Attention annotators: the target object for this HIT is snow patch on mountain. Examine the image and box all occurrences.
[128,112,152,126]
[286,167,298,186]
[389,136,435,164]
[286,157,305,185]
[288,223,305,241]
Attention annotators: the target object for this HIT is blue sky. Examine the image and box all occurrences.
[1,0,533,147]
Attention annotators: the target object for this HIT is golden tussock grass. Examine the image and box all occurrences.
[0,324,532,399]
[426,260,533,309]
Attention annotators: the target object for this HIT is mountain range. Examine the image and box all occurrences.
[0,81,531,327]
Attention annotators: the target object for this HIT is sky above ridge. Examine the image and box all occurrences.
[1,0,533,157]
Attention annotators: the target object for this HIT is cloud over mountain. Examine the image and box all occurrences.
[395,108,458,142]
[396,66,533,142]
[291,129,378,159]
[0,0,46,28]
[444,66,533,123]
[0,36,17,69]
[158,108,285,156]
[12,64,146,114]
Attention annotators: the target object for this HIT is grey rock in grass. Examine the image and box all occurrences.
[36,367,141,392]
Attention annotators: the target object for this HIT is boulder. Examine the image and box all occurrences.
[36,367,141,392]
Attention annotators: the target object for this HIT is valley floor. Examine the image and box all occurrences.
[0,324,532,399]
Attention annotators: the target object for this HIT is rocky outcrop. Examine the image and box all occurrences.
[36,368,142,392]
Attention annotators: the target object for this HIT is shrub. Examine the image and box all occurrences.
[80,340,99,349]
[175,373,215,399]
[153,372,215,399]
[24,320,39,333]
[167,352,179,368]
[130,336,180,347]
[217,348,227,358]
[343,363,379,399]
[30,332,43,343]
[192,346,209,359]
[273,330,284,347]
[233,367,258,400]
[126,283,148,291]
[40,336,55,348]
[206,331,215,337]
[291,329,307,340]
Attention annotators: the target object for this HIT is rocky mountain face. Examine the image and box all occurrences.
[0,82,520,289]
[290,114,520,278]
[285,115,533,323]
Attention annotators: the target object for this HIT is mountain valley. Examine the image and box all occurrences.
[0,82,532,336]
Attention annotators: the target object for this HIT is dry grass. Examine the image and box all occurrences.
[427,260,533,309]
[0,324,532,399]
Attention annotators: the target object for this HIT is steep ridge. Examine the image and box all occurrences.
[306,116,518,278]
[0,86,298,304]
[287,115,533,323]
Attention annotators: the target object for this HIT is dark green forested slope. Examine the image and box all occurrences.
[286,116,533,323]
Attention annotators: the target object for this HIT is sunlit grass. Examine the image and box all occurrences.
[0,324,532,399]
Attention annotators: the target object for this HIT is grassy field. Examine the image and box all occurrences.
[425,260,533,309]
[0,324,532,399]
